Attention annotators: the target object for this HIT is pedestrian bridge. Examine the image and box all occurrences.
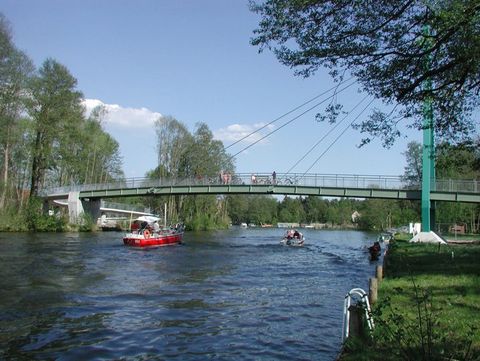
[43,172,480,203]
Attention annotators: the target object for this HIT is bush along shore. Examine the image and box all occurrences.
[340,235,480,361]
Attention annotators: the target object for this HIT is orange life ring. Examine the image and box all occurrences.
[143,230,151,239]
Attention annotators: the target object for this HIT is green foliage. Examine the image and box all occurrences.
[400,139,480,234]
[251,0,480,145]
[0,208,28,232]
[23,198,66,232]
[77,212,96,232]
[26,58,85,196]
[278,196,306,223]
[0,14,125,217]
[343,242,480,360]
[371,286,477,360]
[402,141,423,188]
[375,243,479,359]
[357,199,420,231]
[151,118,234,230]
[437,140,480,179]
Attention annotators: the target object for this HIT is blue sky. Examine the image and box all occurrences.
[2,0,421,179]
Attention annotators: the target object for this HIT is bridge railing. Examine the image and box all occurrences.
[101,200,152,214]
[40,173,480,197]
[435,179,479,193]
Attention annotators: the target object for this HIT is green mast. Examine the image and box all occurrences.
[421,24,435,232]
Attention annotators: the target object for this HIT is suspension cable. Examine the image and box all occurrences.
[285,93,371,174]
[227,80,358,161]
[225,77,355,150]
[301,97,376,176]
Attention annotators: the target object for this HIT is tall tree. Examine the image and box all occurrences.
[180,123,234,230]
[0,14,34,208]
[54,105,123,186]
[26,58,84,197]
[402,141,423,187]
[152,119,234,229]
[155,115,192,178]
[250,0,480,145]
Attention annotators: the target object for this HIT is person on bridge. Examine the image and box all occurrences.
[272,171,276,184]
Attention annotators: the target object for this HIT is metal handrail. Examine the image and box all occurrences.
[342,288,374,342]
[39,173,480,197]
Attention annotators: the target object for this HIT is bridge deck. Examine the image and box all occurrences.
[41,173,480,203]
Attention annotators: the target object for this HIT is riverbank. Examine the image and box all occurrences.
[340,237,480,360]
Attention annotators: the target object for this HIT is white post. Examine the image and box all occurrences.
[164,203,167,228]
[67,191,84,224]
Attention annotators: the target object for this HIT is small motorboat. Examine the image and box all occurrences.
[123,228,183,247]
[123,216,184,247]
[281,229,305,247]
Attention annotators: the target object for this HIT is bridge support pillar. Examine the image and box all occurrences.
[82,198,101,224]
[67,191,101,224]
[68,191,84,224]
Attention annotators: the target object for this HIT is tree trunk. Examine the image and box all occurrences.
[29,131,43,198]
[0,141,9,209]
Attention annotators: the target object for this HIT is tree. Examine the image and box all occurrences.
[70,106,123,185]
[436,139,480,179]
[26,58,84,197]
[402,141,423,187]
[250,0,480,146]
[278,196,306,223]
[155,115,192,178]
[0,14,34,208]
[152,119,234,230]
[226,194,250,224]
[435,139,480,233]
[303,196,327,223]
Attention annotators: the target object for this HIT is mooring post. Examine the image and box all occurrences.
[376,265,383,283]
[369,277,378,305]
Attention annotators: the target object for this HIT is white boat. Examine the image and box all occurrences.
[281,229,305,247]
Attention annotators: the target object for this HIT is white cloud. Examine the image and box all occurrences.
[214,122,276,145]
[82,98,162,128]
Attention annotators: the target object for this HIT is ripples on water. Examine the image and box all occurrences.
[0,228,379,360]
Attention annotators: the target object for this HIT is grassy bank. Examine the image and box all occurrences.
[341,238,480,360]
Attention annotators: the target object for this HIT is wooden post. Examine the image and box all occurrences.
[376,265,383,282]
[369,277,378,305]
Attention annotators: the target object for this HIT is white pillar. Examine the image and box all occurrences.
[67,191,84,224]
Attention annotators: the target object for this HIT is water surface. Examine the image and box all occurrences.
[0,228,379,360]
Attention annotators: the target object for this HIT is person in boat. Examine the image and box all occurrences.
[285,229,294,240]
[293,229,301,239]
[131,221,140,233]
[153,220,161,234]
[368,241,381,259]
[140,221,149,232]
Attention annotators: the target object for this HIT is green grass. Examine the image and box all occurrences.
[341,240,480,361]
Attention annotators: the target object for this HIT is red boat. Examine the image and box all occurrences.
[123,229,183,247]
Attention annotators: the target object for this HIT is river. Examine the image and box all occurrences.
[0,228,379,360]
